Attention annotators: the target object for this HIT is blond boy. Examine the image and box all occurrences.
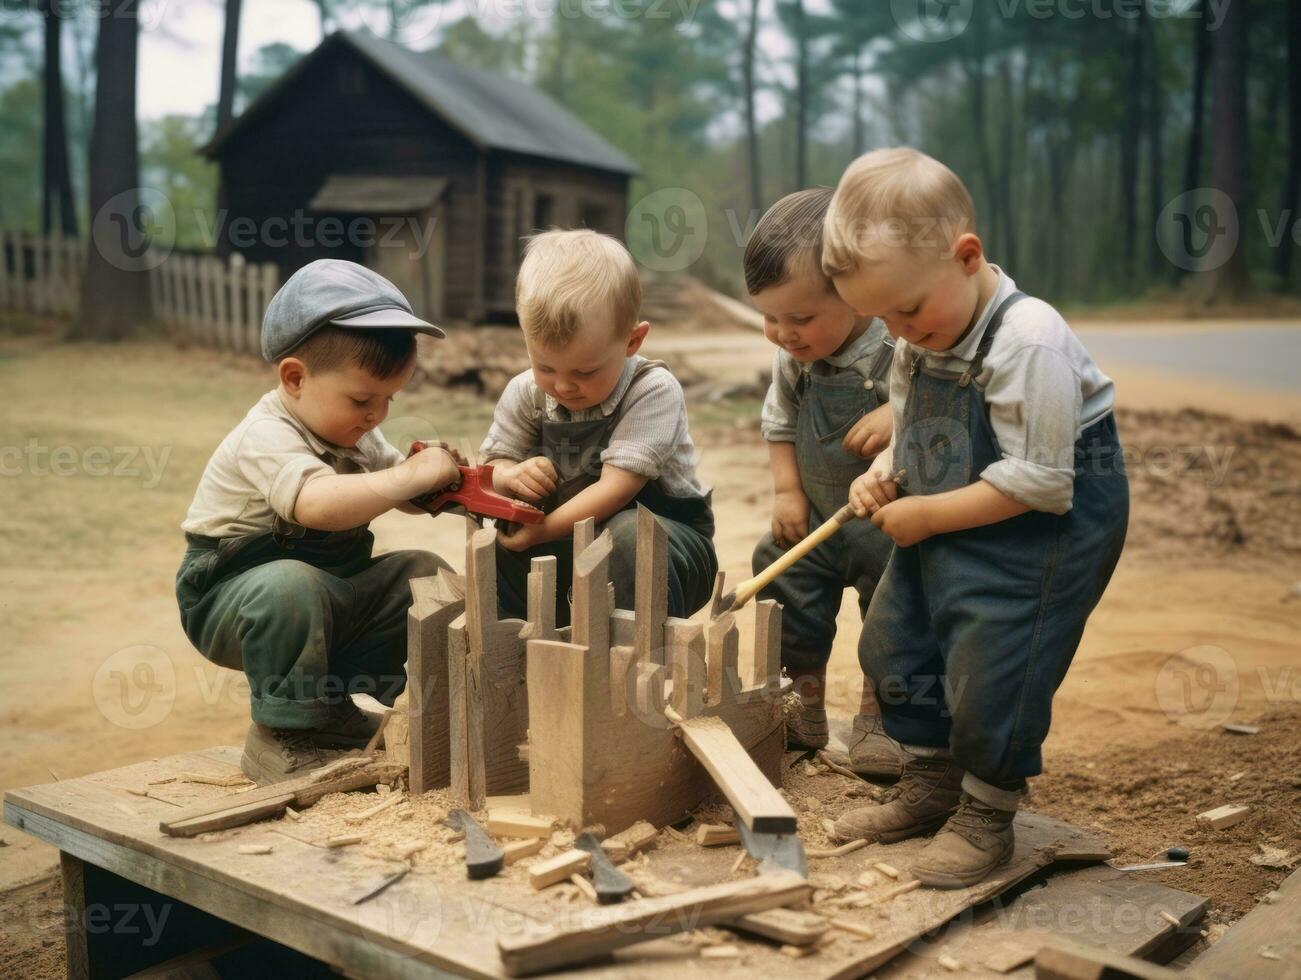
[824,149,1128,887]
[480,230,717,624]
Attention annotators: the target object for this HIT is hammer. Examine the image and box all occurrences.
[718,469,906,615]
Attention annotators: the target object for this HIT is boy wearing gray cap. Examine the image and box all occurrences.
[176,259,461,784]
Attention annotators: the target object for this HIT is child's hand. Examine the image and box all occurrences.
[498,517,555,552]
[842,403,893,459]
[870,496,935,548]
[848,454,899,518]
[408,445,460,495]
[498,457,557,502]
[417,440,468,467]
[771,489,810,548]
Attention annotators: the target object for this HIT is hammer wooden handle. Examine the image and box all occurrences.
[732,503,857,611]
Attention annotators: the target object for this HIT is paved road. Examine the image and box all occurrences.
[1075,324,1300,392]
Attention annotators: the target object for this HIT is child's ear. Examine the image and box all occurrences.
[626,321,650,356]
[953,233,985,274]
[279,357,308,396]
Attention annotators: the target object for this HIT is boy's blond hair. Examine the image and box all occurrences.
[516,229,641,347]
[822,147,976,277]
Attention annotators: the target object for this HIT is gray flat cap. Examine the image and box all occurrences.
[261,258,446,361]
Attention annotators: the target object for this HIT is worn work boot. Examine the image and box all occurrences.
[910,793,1016,888]
[847,713,911,780]
[240,724,325,785]
[786,703,830,751]
[832,755,963,843]
[312,695,383,750]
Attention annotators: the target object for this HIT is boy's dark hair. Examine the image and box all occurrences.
[743,187,836,295]
[288,325,417,379]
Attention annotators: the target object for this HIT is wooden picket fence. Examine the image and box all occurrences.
[0,229,279,355]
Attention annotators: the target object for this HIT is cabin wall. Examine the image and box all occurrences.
[483,155,630,316]
[213,44,483,319]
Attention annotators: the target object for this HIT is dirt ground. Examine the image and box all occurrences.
[1,320,1299,976]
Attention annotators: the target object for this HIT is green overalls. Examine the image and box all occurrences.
[175,517,448,730]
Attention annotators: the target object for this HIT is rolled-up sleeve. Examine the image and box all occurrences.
[979,345,1082,514]
[234,417,333,523]
[479,372,539,463]
[759,350,800,443]
[602,374,685,478]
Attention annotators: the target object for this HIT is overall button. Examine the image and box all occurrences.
[862,379,875,390]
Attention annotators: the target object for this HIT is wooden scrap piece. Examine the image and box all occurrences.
[236,844,273,855]
[1196,804,1250,829]
[1193,865,1301,979]
[1034,937,1181,979]
[327,834,364,848]
[696,823,740,847]
[529,850,592,890]
[159,761,404,837]
[667,620,705,720]
[706,612,741,705]
[486,810,554,839]
[523,556,558,642]
[752,599,782,690]
[807,839,867,859]
[634,506,668,666]
[600,820,658,860]
[668,713,797,834]
[727,907,828,946]
[178,770,254,787]
[501,837,546,865]
[498,870,811,976]
[343,792,404,824]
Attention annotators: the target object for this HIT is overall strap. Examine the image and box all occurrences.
[959,291,1027,388]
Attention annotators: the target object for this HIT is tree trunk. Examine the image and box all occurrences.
[216,0,242,133]
[1119,7,1146,286]
[1175,1,1211,283]
[40,0,77,236]
[73,0,152,341]
[743,0,762,213]
[794,0,809,189]
[1146,7,1165,278]
[964,5,999,258]
[851,46,865,158]
[1206,0,1251,301]
[1277,0,1301,285]
[997,55,1017,273]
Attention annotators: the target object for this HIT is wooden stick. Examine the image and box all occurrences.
[727,504,856,611]
[807,839,868,859]
[499,871,810,976]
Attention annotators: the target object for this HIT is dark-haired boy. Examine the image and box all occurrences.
[176,259,461,784]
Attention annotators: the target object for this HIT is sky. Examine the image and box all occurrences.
[132,0,799,121]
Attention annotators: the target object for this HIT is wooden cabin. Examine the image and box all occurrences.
[202,30,638,324]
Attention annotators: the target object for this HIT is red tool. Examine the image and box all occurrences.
[408,441,545,525]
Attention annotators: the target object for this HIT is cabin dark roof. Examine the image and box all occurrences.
[204,29,639,177]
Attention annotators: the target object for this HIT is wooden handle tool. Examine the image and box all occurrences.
[720,469,906,614]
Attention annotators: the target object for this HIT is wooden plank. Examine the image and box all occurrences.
[696,823,739,846]
[673,714,797,834]
[528,849,591,890]
[572,529,612,658]
[498,871,811,976]
[609,645,635,717]
[522,556,558,641]
[61,852,90,980]
[728,907,829,947]
[706,612,741,706]
[1035,938,1182,979]
[634,506,668,666]
[753,600,782,690]
[1194,866,1301,979]
[667,619,705,719]
[1195,804,1249,829]
[405,570,468,791]
[448,617,485,809]
[573,516,595,557]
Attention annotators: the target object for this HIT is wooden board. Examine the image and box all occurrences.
[406,571,466,794]
[1193,865,1301,978]
[674,714,797,834]
[875,865,1208,977]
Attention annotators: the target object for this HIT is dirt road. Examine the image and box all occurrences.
[1,328,1298,975]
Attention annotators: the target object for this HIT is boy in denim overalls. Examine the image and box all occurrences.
[481,230,717,625]
[745,189,907,777]
[177,260,462,784]
[824,149,1128,887]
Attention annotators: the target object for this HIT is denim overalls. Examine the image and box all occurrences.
[860,292,1129,790]
[751,322,896,669]
[494,360,718,626]
[175,499,447,730]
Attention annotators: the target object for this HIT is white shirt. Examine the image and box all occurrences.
[181,389,405,538]
[889,268,1115,514]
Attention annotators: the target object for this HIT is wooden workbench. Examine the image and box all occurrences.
[5,745,1195,979]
